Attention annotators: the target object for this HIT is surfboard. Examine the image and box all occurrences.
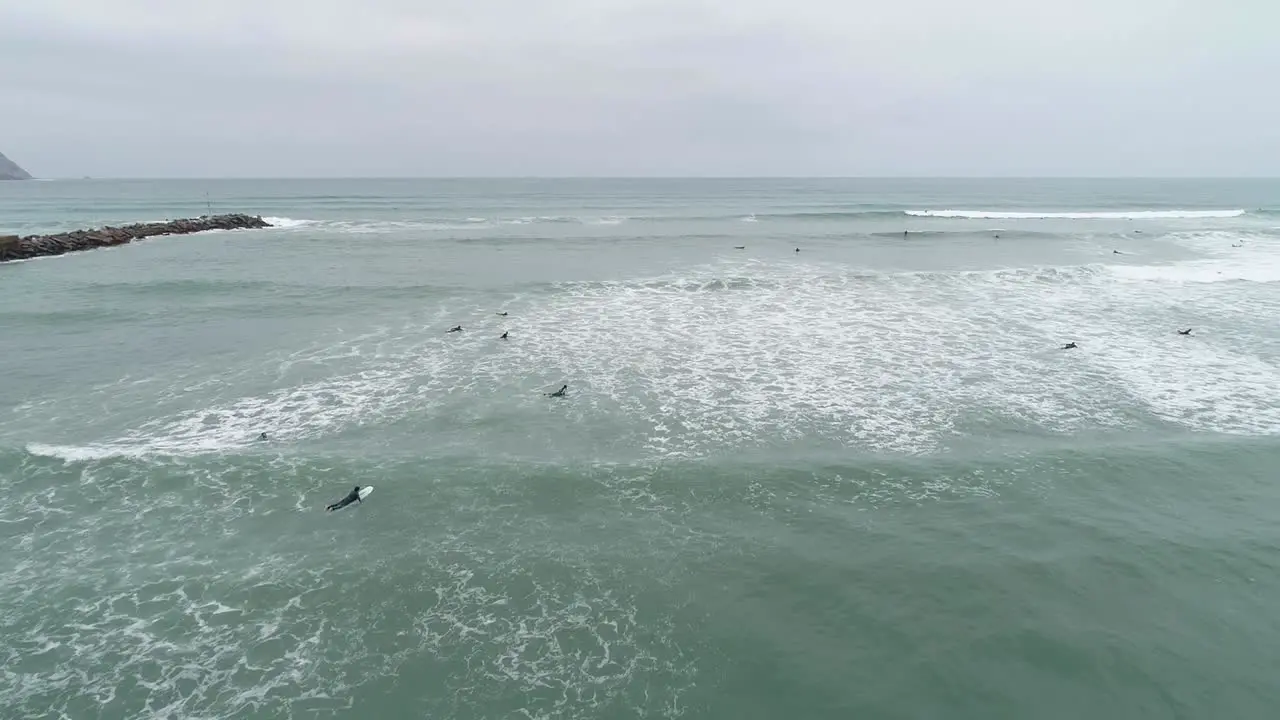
[326,486,374,512]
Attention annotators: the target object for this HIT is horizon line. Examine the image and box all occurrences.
[18,175,1280,181]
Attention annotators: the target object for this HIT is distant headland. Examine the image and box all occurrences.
[0,150,33,180]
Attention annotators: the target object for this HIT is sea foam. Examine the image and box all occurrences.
[906,210,1246,220]
[261,217,314,228]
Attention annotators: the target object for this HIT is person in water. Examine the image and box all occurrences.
[326,485,363,512]
[448,325,463,333]
[1062,342,1078,350]
[257,432,269,441]
[500,331,509,340]
[546,384,568,398]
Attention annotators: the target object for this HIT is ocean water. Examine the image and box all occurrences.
[2,178,1280,719]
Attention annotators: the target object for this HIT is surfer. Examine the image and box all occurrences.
[546,384,568,398]
[447,325,463,333]
[1062,342,1078,350]
[1113,250,1122,254]
[500,331,509,339]
[326,485,363,512]
[734,246,745,250]
[257,432,269,441]
[497,312,508,316]
[1178,328,1193,335]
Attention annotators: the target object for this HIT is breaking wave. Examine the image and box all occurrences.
[906,210,1247,220]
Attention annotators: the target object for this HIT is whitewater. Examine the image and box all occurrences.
[3,177,1280,720]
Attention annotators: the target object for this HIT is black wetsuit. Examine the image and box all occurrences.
[327,486,362,512]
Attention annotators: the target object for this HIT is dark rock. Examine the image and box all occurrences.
[0,234,20,261]
[0,214,273,263]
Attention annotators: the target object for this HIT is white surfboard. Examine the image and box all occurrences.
[358,485,374,501]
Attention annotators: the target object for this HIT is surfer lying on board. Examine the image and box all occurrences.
[326,485,363,512]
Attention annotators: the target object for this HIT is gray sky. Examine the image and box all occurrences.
[2,1,1275,177]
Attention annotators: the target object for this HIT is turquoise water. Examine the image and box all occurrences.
[3,178,1280,719]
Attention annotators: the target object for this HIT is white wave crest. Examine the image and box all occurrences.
[499,215,626,225]
[262,217,315,229]
[907,209,1246,220]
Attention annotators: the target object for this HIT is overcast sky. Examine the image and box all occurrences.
[2,1,1276,177]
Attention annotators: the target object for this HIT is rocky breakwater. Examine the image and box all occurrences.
[0,214,273,263]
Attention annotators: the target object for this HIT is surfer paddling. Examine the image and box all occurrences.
[326,485,364,512]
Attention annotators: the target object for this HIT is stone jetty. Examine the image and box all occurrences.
[0,214,272,263]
